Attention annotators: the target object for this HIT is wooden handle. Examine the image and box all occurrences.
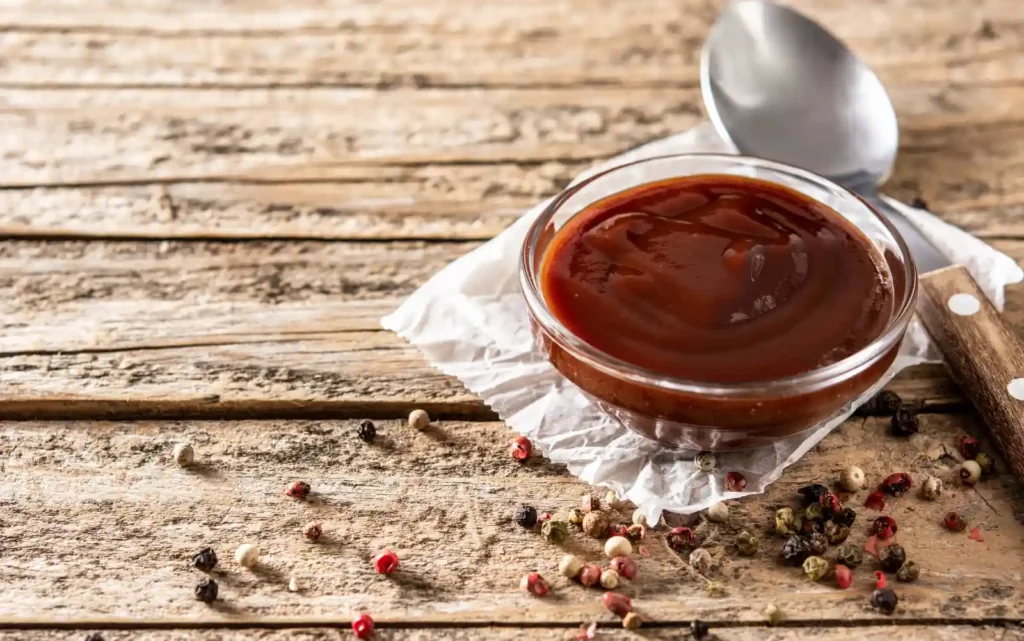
[917,264,1024,480]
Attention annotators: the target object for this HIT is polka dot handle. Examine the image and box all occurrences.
[918,265,1024,482]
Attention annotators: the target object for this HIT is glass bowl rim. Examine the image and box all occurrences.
[519,152,919,398]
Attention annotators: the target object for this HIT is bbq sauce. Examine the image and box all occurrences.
[540,174,894,383]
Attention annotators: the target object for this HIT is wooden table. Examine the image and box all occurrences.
[2,0,1024,639]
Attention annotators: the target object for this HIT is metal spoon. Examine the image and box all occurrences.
[701,0,1024,482]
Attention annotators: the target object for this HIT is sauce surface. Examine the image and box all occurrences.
[539,174,895,383]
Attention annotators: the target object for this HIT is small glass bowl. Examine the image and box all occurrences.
[519,154,917,451]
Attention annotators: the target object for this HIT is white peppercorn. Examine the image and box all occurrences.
[600,568,620,589]
[235,543,260,568]
[706,502,729,523]
[622,612,642,629]
[408,408,430,430]
[172,443,194,467]
[288,576,301,592]
[604,535,633,559]
[959,460,982,485]
[631,508,649,527]
[583,511,610,538]
[765,603,784,625]
[921,475,943,500]
[558,554,583,578]
[605,490,623,509]
[695,451,716,473]
[839,465,866,492]
[689,548,712,575]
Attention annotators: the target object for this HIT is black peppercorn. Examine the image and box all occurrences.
[690,620,710,640]
[833,507,857,527]
[514,504,538,528]
[797,483,829,506]
[890,408,919,436]
[824,520,850,545]
[806,532,828,556]
[191,547,218,572]
[195,578,219,603]
[781,535,813,566]
[858,390,902,416]
[872,587,898,614]
[357,419,377,443]
[878,544,907,573]
[84,634,105,641]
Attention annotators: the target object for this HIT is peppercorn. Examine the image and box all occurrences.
[509,435,532,462]
[626,524,646,542]
[622,612,642,629]
[865,491,886,511]
[897,560,920,582]
[809,532,830,556]
[805,503,824,522]
[173,443,194,467]
[839,465,866,492]
[764,603,784,626]
[689,548,712,574]
[818,491,841,517]
[958,435,980,459]
[836,544,864,568]
[607,523,628,538]
[871,572,898,614]
[559,554,583,578]
[833,507,858,527]
[868,390,903,415]
[605,490,623,509]
[631,508,649,527]
[824,520,851,545]
[781,535,813,566]
[194,577,218,603]
[667,526,696,551]
[357,419,376,443]
[373,549,399,575]
[581,494,600,513]
[705,581,726,598]
[289,576,301,592]
[944,511,967,532]
[602,592,632,617]
[600,568,620,589]
[514,504,538,528]
[582,511,609,538]
[578,564,601,587]
[801,518,823,535]
[695,451,716,472]
[775,507,797,536]
[725,471,747,492]
[408,408,430,430]
[611,555,637,580]
[736,530,760,556]
[882,472,912,496]
[605,535,632,559]
[798,483,829,506]
[235,543,260,568]
[878,544,906,573]
[191,547,218,572]
[568,508,584,526]
[835,563,853,589]
[890,408,919,436]
[303,521,323,541]
[352,613,375,639]
[976,452,995,476]
[84,634,104,641]
[706,502,729,523]
[873,515,898,540]
[803,555,830,581]
[542,519,569,545]
[691,620,711,639]
[960,460,982,485]
[285,480,311,500]
[520,572,549,597]
[921,476,943,501]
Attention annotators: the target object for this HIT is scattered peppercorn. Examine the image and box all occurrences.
[373,549,399,575]
[605,490,623,509]
[839,465,866,492]
[881,472,912,496]
[835,564,853,589]
[408,408,430,430]
[807,532,828,556]
[611,555,638,580]
[833,507,858,527]
[897,561,920,582]
[352,613,375,639]
[357,419,376,443]
[706,502,729,523]
[626,524,646,542]
[801,518,823,535]
[878,544,906,573]
[943,512,967,532]
[960,460,982,485]
[173,443,194,467]
[836,543,864,568]
[871,572,898,614]
[805,503,824,522]
[571,510,601,538]
[608,523,628,537]
[581,494,600,513]
[970,527,985,542]
[691,620,711,639]
[705,581,726,598]
[689,548,712,574]
[605,535,633,559]
[764,603,784,626]
[976,452,995,476]
[509,435,532,462]
[781,535,813,566]
[864,491,886,511]
[194,578,218,603]
[303,521,323,542]
[798,483,829,506]
[867,390,904,415]
[235,543,260,568]
[921,476,943,500]
[289,576,301,592]
[191,547,218,572]
[695,451,716,472]
[890,408,919,436]
[600,568,620,590]
[543,519,569,545]
[567,508,584,526]
[631,508,649,527]
[537,512,552,524]
[725,471,747,492]
[667,526,696,551]
[84,634,104,641]
[514,504,538,528]
[736,530,760,556]
[559,554,583,578]
[520,572,549,597]
[873,516,898,540]
[775,507,797,536]
[578,564,601,587]
[285,480,311,500]
[818,492,841,517]
[602,592,632,617]
[803,555,830,581]
[824,520,851,545]
[622,612,642,629]
[958,435,980,459]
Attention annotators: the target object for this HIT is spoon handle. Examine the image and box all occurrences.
[916,265,1024,480]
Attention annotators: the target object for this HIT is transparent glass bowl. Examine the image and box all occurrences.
[520,154,917,451]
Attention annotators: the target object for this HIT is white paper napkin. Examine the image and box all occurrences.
[382,123,1023,522]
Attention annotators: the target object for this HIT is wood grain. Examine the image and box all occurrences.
[1,414,1022,623]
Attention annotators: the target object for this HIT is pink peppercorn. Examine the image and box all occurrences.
[509,436,532,462]
[959,435,980,459]
[602,592,632,617]
[578,564,602,588]
[520,572,549,597]
[881,472,913,497]
[864,491,886,511]
[610,556,638,580]
[352,613,374,639]
[835,564,853,590]
[285,480,311,500]
[372,549,399,575]
[666,527,696,552]
[944,512,967,532]
[725,472,747,492]
[872,516,897,540]
[537,511,552,525]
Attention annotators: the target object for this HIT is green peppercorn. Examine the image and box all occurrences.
[775,507,796,536]
[824,520,850,545]
[836,544,864,568]
[806,532,828,556]
[705,581,726,598]
[897,560,920,582]
[802,556,830,581]
[541,519,569,545]
[568,508,584,526]
[878,544,907,573]
[736,530,760,556]
[805,503,824,522]
[976,452,995,476]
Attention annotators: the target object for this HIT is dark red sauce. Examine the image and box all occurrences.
[540,174,894,384]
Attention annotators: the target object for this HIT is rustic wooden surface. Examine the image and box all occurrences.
[2,0,1024,638]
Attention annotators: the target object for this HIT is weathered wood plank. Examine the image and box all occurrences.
[1,414,1022,623]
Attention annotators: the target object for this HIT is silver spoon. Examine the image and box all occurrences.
[701,0,1024,482]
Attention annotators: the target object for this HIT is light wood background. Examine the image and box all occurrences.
[2,0,1024,639]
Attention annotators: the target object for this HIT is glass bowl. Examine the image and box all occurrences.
[519,154,917,451]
